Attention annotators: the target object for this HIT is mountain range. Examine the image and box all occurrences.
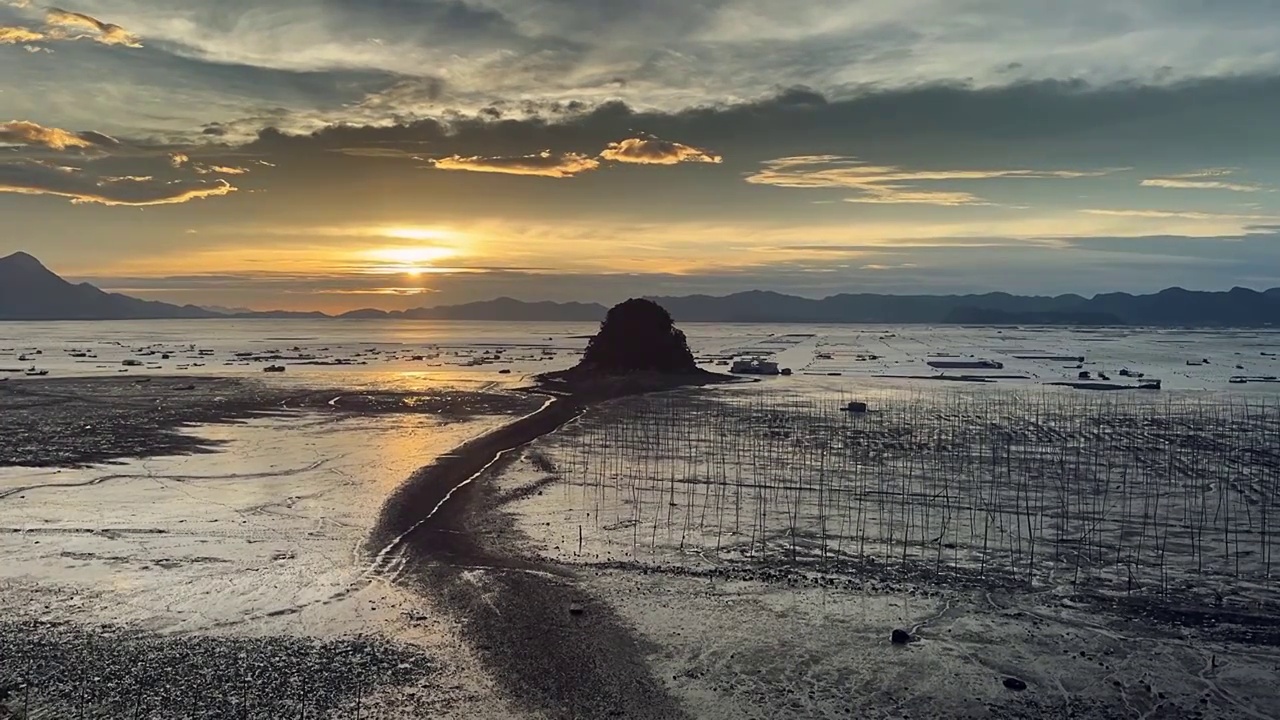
[3,251,1279,326]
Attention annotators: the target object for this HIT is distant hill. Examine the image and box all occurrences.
[199,305,253,315]
[0,252,217,320]
[3,251,1280,326]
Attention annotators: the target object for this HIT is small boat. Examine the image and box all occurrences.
[25,367,48,376]
[264,365,286,373]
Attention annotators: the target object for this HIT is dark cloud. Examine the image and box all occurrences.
[243,77,1280,171]
[0,160,237,205]
[44,7,142,47]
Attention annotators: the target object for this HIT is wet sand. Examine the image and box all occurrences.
[0,376,545,719]
[0,376,537,467]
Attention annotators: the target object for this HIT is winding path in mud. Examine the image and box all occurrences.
[367,384,697,719]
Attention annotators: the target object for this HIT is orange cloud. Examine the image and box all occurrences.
[0,120,104,150]
[195,164,250,175]
[0,26,45,44]
[431,151,600,178]
[45,8,141,47]
[0,161,238,206]
[599,137,722,165]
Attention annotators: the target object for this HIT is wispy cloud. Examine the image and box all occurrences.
[0,120,114,150]
[430,151,601,178]
[599,137,722,165]
[1141,178,1267,193]
[45,8,141,47]
[1081,208,1278,221]
[0,161,237,206]
[746,155,1116,206]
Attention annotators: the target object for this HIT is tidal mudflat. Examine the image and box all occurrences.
[4,322,1280,718]
[492,381,1280,718]
[0,376,542,718]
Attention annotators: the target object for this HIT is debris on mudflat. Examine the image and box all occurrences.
[890,629,912,645]
[1003,677,1028,691]
[845,401,869,413]
[927,358,1003,370]
[731,357,780,375]
[568,603,585,616]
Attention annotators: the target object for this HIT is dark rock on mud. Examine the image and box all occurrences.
[579,298,697,374]
[891,628,912,645]
[1003,677,1028,691]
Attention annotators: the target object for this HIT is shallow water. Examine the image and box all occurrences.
[3,319,1280,392]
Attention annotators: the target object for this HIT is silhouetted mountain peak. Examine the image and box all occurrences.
[1,251,53,273]
[0,251,216,320]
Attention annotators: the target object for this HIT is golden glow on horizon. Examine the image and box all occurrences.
[363,245,458,277]
[378,226,457,241]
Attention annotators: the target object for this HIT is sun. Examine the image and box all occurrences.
[363,245,457,276]
[368,246,455,265]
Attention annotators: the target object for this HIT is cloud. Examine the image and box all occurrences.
[0,26,44,43]
[1162,168,1238,179]
[169,153,189,167]
[746,155,1116,206]
[44,8,141,47]
[598,137,722,165]
[1081,209,1278,221]
[430,150,601,178]
[1141,178,1267,193]
[0,120,114,150]
[332,148,425,159]
[194,164,250,175]
[0,161,237,206]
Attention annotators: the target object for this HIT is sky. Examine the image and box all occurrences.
[3,0,1280,311]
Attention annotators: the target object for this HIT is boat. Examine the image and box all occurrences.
[25,367,48,376]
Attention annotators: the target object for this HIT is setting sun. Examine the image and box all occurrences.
[362,245,458,277]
